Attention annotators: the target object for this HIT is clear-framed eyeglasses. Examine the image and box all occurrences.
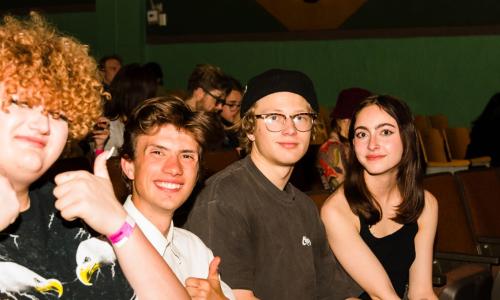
[254,112,317,132]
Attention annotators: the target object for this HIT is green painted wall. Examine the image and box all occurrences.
[44,0,145,62]
[146,36,500,127]
[35,2,500,127]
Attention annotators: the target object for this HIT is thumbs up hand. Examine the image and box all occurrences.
[0,174,20,231]
[185,256,228,300]
[53,148,127,236]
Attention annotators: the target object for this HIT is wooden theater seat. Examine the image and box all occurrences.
[418,128,470,174]
[423,172,499,299]
[455,168,500,257]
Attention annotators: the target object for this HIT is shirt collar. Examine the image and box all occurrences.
[123,195,178,256]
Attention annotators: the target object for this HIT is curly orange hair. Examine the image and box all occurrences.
[0,12,102,139]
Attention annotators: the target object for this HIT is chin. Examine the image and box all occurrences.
[364,165,399,176]
[274,155,303,167]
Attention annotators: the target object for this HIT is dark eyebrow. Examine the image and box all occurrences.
[354,125,368,131]
[354,123,396,131]
[147,144,199,154]
[376,123,396,130]
[147,144,168,151]
[180,149,198,155]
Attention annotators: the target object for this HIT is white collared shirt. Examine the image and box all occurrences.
[124,196,234,299]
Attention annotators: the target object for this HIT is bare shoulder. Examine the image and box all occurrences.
[423,190,438,213]
[321,186,357,226]
[321,187,348,214]
[417,190,439,226]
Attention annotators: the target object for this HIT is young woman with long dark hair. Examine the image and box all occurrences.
[321,95,438,300]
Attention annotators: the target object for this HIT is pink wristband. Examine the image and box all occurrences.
[107,216,136,248]
[95,149,105,156]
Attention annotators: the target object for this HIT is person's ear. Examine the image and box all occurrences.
[120,157,135,180]
[193,87,205,100]
[247,133,255,142]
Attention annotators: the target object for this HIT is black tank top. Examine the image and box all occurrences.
[358,216,418,299]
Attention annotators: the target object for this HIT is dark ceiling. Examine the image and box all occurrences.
[2,0,500,40]
[149,0,500,35]
[341,0,500,29]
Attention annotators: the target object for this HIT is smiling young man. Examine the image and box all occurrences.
[185,69,350,300]
[119,96,234,300]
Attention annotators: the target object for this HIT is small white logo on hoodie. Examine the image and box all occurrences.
[302,236,311,246]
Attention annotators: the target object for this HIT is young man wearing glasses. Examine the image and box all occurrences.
[220,76,243,125]
[185,69,350,300]
[220,76,244,149]
[184,64,230,113]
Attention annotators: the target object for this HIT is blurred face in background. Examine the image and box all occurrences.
[220,89,242,124]
[103,58,121,85]
[196,88,225,113]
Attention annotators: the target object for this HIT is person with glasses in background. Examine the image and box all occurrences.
[220,76,244,149]
[184,64,230,113]
[185,69,352,300]
[183,64,230,151]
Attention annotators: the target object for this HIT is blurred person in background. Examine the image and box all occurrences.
[98,54,122,92]
[184,64,230,113]
[92,63,157,156]
[220,76,244,150]
[317,88,372,191]
[466,92,500,167]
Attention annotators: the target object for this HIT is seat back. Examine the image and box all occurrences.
[306,189,331,211]
[455,168,500,241]
[445,127,470,160]
[419,128,449,163]
[430,114,449,130]
[202,149,240,179]
[444,127,491,167]
[437,266,492,300]
[423,173,478,255]
[415,114,432,132]
[418,129,470,174]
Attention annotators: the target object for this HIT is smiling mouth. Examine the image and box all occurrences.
[366,155,385,161]
[15,136,47,148]
[278,142,298,148]
[155,181,183,190]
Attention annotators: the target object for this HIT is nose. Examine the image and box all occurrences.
[28,107,50,134]
[281,116,297,135]
[367,134,379,150]
[162,155,183,176]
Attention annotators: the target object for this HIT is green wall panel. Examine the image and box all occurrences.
[146,36,500,127]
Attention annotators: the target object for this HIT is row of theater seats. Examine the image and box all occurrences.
[415,114,491,174]
[425,168,500,300]
[306,168,500,300]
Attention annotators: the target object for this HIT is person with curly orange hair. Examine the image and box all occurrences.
[0,12,189,299]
